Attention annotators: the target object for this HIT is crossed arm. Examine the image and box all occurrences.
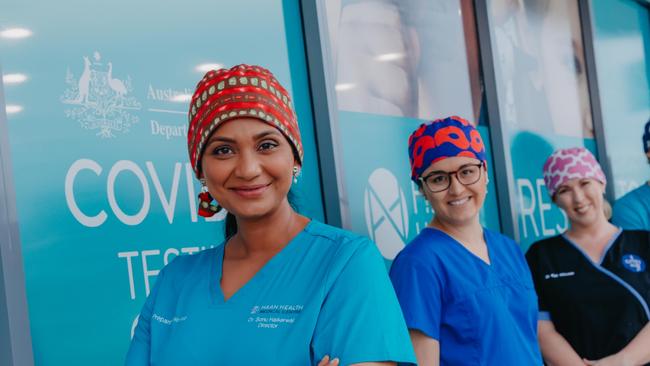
[539,319,650,366]
[317,356,395,366]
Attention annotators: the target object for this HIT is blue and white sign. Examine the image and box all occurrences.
[0,1,323,364]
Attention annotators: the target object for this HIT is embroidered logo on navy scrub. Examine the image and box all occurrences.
[622,254,646,273]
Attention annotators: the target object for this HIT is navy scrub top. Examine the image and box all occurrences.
[526,229,650,362]
[390,227,542,365]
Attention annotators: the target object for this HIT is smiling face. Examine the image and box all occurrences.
[553,177,606,229]
[200,118,297,220]
[420,156,487,227]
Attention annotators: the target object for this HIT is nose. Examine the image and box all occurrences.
[572,187,586,204]
[448,173,465,195]
[234,149,262,180]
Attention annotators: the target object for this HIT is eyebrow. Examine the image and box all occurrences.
[426,170,449,175]
[206,129,282,144]
[253,130,282,139]
[426,163,480,175]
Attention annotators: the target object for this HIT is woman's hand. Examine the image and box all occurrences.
[585,323,650,366]
[583,354,630,366]
[318,355,340,366]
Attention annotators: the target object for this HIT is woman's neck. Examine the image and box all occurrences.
[431,216,484,247]
[566,216,618,256]
[228,202,308,258]
[567,215,616,239]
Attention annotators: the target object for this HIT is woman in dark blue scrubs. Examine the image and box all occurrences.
[390,116,542,365]
[526,147,650,366]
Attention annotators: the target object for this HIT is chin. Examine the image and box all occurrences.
[440,211,479,226]
[225,202,271,219]
[571,213,598,227]
[449,207,479,220]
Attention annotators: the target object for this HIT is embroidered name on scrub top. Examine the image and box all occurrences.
[544,271,575,280]
[151,313,188,325]
[247,304,304,329]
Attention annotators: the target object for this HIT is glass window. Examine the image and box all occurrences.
[0,1,321,363]
[486,0,595,249]
[319,0,500,261]
[592,0,650,197]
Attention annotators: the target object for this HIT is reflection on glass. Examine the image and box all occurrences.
[5,104,23,114]
[592,0,650,197]
[325,0,482,123]
[195,63,224,73]
[317,0,499,257]
[0,27,33,39]
[488,0,593,138]
[2,73,28,84]
[486,0,594,248]
[168,94,191,103]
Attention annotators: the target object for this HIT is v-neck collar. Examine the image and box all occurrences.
[426,226,493,267]
[208,220,314,307]
[561,227,622,266]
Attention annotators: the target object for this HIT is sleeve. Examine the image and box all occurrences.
[389,252,442,340]
[310,238,417,366]
[124,267,166,365]
[524,246,551,321]
[612,198,645,230]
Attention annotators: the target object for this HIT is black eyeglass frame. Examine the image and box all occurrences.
[419,162,485,193]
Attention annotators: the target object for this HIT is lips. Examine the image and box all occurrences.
[448,197,471,206]
[574,204,591,214]
[230,183,271,198]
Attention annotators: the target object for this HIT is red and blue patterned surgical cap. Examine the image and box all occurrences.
[408,116,486,182]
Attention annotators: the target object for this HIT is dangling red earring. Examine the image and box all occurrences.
[198,180,221,217]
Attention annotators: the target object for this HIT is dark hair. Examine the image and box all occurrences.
[224,190,299,239]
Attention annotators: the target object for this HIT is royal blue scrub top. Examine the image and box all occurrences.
[390,227,542,365]
[126,220,416,365]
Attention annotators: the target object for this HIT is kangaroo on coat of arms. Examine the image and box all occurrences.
[61,51,141,138]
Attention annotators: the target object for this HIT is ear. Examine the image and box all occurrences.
[293,159,301,174]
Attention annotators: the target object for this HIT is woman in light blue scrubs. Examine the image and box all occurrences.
[125,64,416,366]
[389,116,542,365]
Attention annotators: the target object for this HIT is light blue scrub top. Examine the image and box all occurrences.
[390,227,542,366]
[612,183,650,230]
[126,220,416,365]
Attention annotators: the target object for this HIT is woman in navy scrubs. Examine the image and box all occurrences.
[526,147,650,366]
[390,116,542,365]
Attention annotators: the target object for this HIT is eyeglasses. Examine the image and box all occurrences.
[419,162,484,193]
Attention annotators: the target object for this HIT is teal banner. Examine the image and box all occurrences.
[0,1,323,364]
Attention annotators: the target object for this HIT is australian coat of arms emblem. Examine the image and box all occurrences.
[61,52,141,138]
